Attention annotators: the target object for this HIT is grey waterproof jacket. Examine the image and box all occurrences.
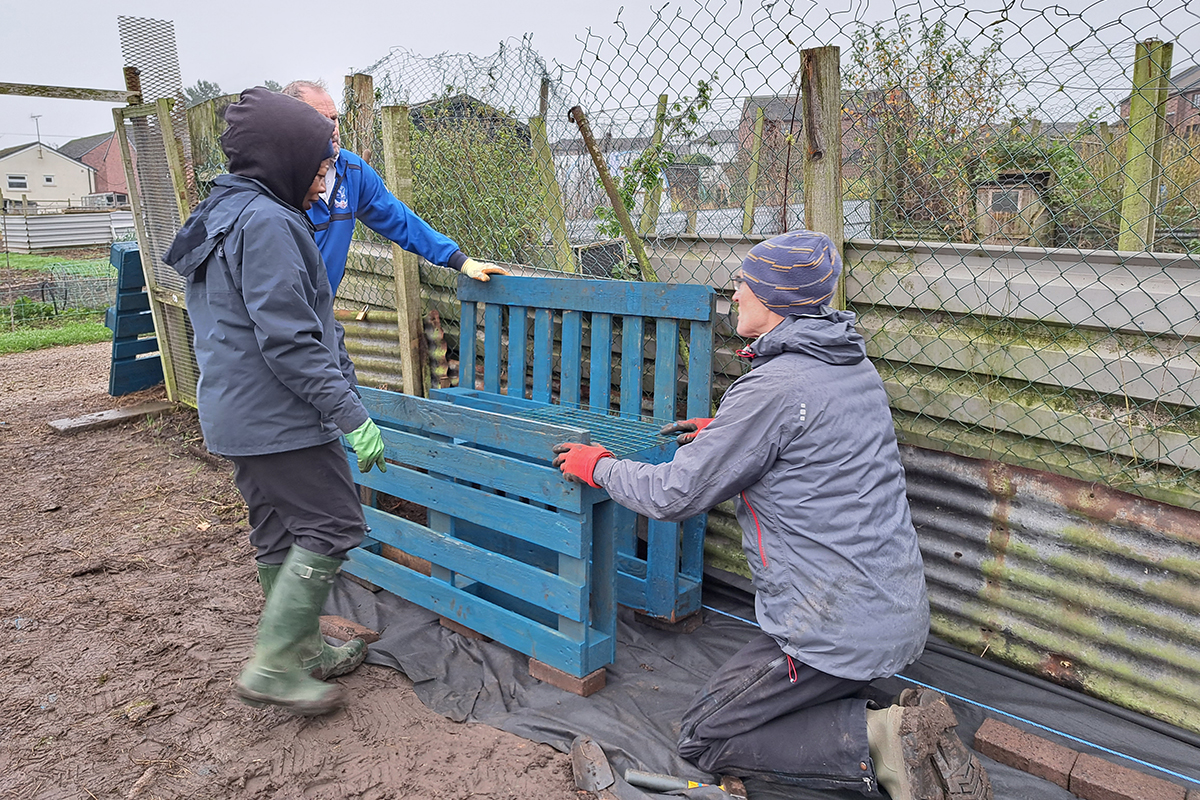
[163,174,368,456]
[594,310,929,680]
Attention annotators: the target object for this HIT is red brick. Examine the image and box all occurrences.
[1069,753,1187,800]
[319,615,380,644]
[529,658,606,697]
[974,718,1078,789]
[439,616,491,641]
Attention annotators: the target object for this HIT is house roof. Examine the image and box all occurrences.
[0,141,95,170]
[1169,63,1200,95]
[58,132,113,160]
[0,142,39,160]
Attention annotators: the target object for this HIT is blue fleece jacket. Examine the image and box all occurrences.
[306,149,467,292]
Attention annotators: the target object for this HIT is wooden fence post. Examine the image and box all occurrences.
[529,115,575,272]
[638,93,669,238]
[381,105,425,397]
[800,45,845,308]
[344,73,376,164]
[741,107,765,235]
[1118,38,1174,252]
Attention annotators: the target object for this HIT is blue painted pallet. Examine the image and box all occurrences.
[439,274,716,623]
[343,387,618,679]
[105,243,162,396]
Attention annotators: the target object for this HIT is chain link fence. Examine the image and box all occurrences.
[162,1,1200,507]
[322,0,1199,510]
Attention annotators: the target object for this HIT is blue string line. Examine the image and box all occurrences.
[700,604,1200,788]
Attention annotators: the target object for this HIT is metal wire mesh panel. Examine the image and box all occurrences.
[117,16,197,405]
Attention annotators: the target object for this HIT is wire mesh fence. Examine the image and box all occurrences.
[0,259,115,331]
[159,0,1200,507]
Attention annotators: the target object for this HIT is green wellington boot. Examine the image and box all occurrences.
[865,688,992,800]
[257,562,367,680]
[235,547,349,715]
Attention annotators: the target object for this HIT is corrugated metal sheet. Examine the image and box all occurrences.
[901,444,1200,734]
[0,211,133,252]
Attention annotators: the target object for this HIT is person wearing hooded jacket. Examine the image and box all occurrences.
[552,231,992,800]
[280,80,509,293]
[163,87,388,716]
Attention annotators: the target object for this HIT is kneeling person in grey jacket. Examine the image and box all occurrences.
[164,87,387,716]
[553,231,991,800]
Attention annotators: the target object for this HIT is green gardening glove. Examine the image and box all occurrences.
[345,419,387,474]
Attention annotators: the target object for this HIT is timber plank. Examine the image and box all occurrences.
[48,400,174,434]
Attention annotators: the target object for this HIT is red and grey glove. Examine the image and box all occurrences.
[551,442,614,488]
[659,417,714,445]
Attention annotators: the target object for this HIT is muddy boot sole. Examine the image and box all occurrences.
[234,680,346,716]
[897,688,992,800]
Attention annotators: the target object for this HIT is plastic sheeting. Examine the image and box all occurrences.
[327,578,1200,800]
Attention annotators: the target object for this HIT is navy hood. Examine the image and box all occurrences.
[219,87,335,211]
[745,307,866,366]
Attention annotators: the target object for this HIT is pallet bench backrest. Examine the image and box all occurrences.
[457,276,717,422]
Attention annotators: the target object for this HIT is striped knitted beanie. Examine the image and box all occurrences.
[739,230,841,314]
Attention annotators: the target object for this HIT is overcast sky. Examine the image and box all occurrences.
[0,0,658,149]
[3,0,1196,151]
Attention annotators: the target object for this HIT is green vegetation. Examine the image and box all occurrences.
[0,316,111,354]
[1,252,109,273]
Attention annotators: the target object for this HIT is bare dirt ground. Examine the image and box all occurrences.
[0,341,585,800]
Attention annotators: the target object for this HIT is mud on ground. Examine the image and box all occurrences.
[0,342,586,800]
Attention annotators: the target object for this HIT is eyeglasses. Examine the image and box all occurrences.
[730,275,745,290]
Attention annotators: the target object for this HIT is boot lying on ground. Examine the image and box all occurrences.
[865,687,992,800]
[257,562,367,679]
[236,546,349,716]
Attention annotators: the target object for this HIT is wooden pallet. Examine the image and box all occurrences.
[104,243,162,397]
[343,388,617,688]
[436,274,716,624]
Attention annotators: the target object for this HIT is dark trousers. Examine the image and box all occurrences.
[229,439,366,564]
[678,632,881,795]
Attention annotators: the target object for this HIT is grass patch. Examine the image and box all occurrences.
[0,251,110,274]
[0,317,112,354]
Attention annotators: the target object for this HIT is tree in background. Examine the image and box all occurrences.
[846,15,1019,241]
[183,80,224,109]
[262,80,283,92]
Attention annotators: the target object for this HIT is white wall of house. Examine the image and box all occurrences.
[1,145,94,208]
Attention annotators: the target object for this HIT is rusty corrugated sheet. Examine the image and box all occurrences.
[901,444,1200,734]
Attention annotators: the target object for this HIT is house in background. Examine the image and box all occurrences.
[1119,62,1200,138]
[0,142,95,211]
[59,132,133,207]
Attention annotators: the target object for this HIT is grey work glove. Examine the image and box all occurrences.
[659,417,714,445]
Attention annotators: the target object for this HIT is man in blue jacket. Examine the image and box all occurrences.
[553,231,991,800]
[164,88,388,716]
[282,80,508,293]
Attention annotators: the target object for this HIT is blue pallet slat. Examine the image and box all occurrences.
[108,357,164,397]
[111,311,156,339]
[360,387,587,464]
[112,337,161,361]
[483,303,503,394]
[362,505,588,621]
[459,275,714,321]
[507,306,528,399]
[460,301,477,388]
[560,310,583,408]
[588,313,613,413]
[114,291,151,314]
[110,241,146,289]
[687,320,715,418]
[619,316,644,418]
[653,318,679,421]
[353,458,588,558]
[531,308,553,403]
